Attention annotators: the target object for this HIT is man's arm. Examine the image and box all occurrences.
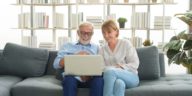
[53,53,65,69]
[59,58,65,68]
[53,43,71,69]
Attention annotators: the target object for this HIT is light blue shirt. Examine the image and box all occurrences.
[53,41,99,81]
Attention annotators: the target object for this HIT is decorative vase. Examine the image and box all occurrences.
[182,64,192,74]
[152,0,157,3]
[189,25,192,34]
[187,66,192,74]
[143,39,153,46]
[119,23,125,28]
[124,0,129,3]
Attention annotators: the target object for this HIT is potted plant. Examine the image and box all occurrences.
[117,17,127,28]
[143,39,153,46]
[151,0,157,3]
[163,11,192,74]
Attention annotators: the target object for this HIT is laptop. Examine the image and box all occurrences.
[64,55,105,76]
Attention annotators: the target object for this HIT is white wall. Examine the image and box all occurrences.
[0,0,22,48]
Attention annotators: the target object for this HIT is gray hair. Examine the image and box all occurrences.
[78,22,94,31]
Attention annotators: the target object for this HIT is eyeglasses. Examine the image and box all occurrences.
[80,31,93,36]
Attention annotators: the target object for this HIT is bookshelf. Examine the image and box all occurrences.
[14,0,68,50]
[107,1,176,48]
[14,0,176,50]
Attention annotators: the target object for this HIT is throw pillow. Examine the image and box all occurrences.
[0,43,49,78]
[136,46,160,80]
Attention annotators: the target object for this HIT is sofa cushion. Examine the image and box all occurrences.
[125,74,192,96]
[0,75,22,96]
[0,50,2,57]
[45,51,57,75]
[0,43,49,78]
[12,75,62,96]
[136,46,160,80]
[159,53,165,77]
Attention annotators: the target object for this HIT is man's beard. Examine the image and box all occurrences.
[80,39,90,45]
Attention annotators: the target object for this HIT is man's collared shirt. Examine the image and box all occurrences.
[53,42,99,69]
[53,41,99,82]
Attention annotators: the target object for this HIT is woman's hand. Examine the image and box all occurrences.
[116,64,124,69]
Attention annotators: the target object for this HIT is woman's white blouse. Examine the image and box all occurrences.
[99,39,140,74]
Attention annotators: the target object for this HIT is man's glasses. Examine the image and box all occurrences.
[80,31,93,36]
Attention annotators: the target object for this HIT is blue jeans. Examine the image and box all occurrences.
[62,76,103,96]
[103,68,139,96]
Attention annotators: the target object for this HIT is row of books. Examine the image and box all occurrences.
[71,13,84,28]
[164,0,174,3]
[39,42,56,50]
[18,13,63,29]
[16,0,105,4]
[131,12,149,29]
[128,37,143,48]
[86,16,103,28]
[18,13,49,28]
[99,37,143,48]
[17,0,175,4]
[18,12,171,29]
[17,0,64,4]
[53,13,64,28]
[57,37,71,48]
[22,36,72,50]
[22,35,156,49]
[39,37,71,50]
[22,36,37,48]
[136,0,174,3]
[154,16,171,29]
[138,0,149,3]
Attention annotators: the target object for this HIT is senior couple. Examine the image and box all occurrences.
[53,20,140,96]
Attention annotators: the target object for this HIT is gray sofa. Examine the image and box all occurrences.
[0,43,192,96]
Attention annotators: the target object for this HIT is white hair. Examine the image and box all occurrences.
[78,22,94,31]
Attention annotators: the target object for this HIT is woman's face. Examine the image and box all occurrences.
[102,28,118,43]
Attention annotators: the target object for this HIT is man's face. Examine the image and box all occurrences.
[78,25,93,45]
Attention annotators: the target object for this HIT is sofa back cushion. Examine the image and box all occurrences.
[44,46,162,80]
[45,51,57,75]
[0,50,2,65]
[0,43,49,78]
[136,46,160,80]
[0,50,2,60]
[0,50,2,56]
[45,51,63,80]
[159,53,165,77]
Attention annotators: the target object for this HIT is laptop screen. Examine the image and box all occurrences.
[64,55,105,76]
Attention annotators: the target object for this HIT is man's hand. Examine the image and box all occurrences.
[59,51,89,68]
[77,51,90,82]
[80,76,91,82]
[76,51,89,55]
[59,58,64,68]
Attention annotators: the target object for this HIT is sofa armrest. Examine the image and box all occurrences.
[159,52,165,77]
[0,50,3,59]
[0,50,3,65]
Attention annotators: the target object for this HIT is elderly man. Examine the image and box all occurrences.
[53,22,103,96]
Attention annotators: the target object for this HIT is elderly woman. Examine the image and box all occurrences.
[99,20,140,96]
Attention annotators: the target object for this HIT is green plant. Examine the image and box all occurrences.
[143,39,153,46]
[117,17,127,23]
[163,31,192,65]
[163,11,192,73]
